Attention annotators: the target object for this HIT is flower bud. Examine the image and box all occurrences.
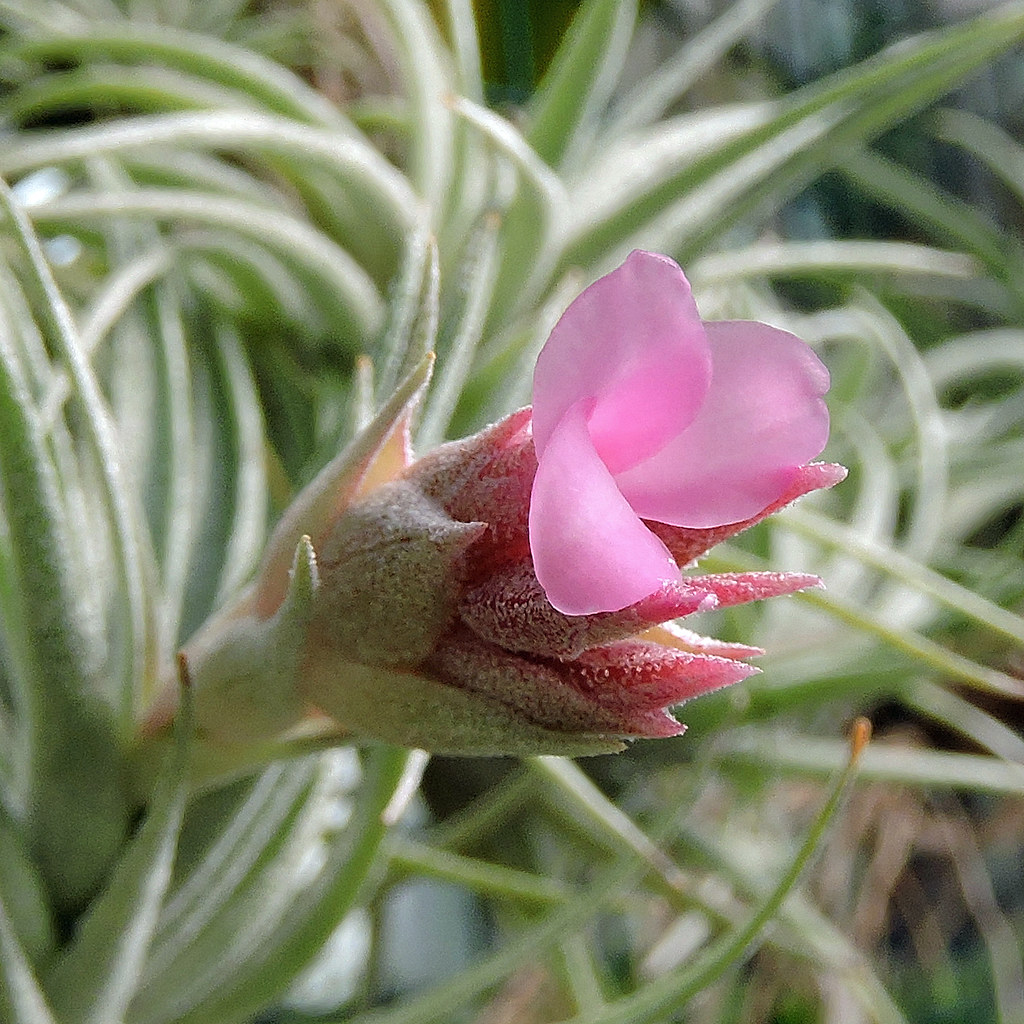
[293,409,841,756]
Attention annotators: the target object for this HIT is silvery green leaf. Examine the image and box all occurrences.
[132,746,408,1024]
[419,211,501,447]
[0,179,150,734]
[6,23,354,130]
[563,4,1024,267]
[0,895,58,1024]
[42,681,191,1024]
[377,0,456,212]
[526,0,637,171]
[0,804,54,965]
[0,218,131,908]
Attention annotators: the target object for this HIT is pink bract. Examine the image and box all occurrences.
[530,250,832,616]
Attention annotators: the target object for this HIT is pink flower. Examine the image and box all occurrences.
[181,253,845,758]
[530,249,833,615]
[294,357,842,754]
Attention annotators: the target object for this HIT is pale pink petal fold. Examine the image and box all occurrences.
[615,320,831,528]
[649,461,848,568]
[532,250,712,475]
[529,400,681,615]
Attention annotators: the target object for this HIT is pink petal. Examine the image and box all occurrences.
[615,320,831,528]
[529,399,681,615]
[532,251,712,475]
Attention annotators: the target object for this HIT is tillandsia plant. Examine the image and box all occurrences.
[2,0,1024,1022]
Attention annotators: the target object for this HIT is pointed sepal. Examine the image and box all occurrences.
[187,537,320,744]
[255,353,434,618]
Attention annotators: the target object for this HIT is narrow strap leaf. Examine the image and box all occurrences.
[418,211,501,447]
[525,0,637,170]
[0,895,58,1024]
[556,722,870,1024]
[42,666,193,1024]
[0,242,130,908]
[9,22,355,129]
[138,745,410,1024]
[607,0,782,135]
[0,178,150,734]
[0,804,55,965]
[377,0,456,211]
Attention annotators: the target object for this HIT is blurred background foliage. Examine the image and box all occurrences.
[1,0,1024,1022]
